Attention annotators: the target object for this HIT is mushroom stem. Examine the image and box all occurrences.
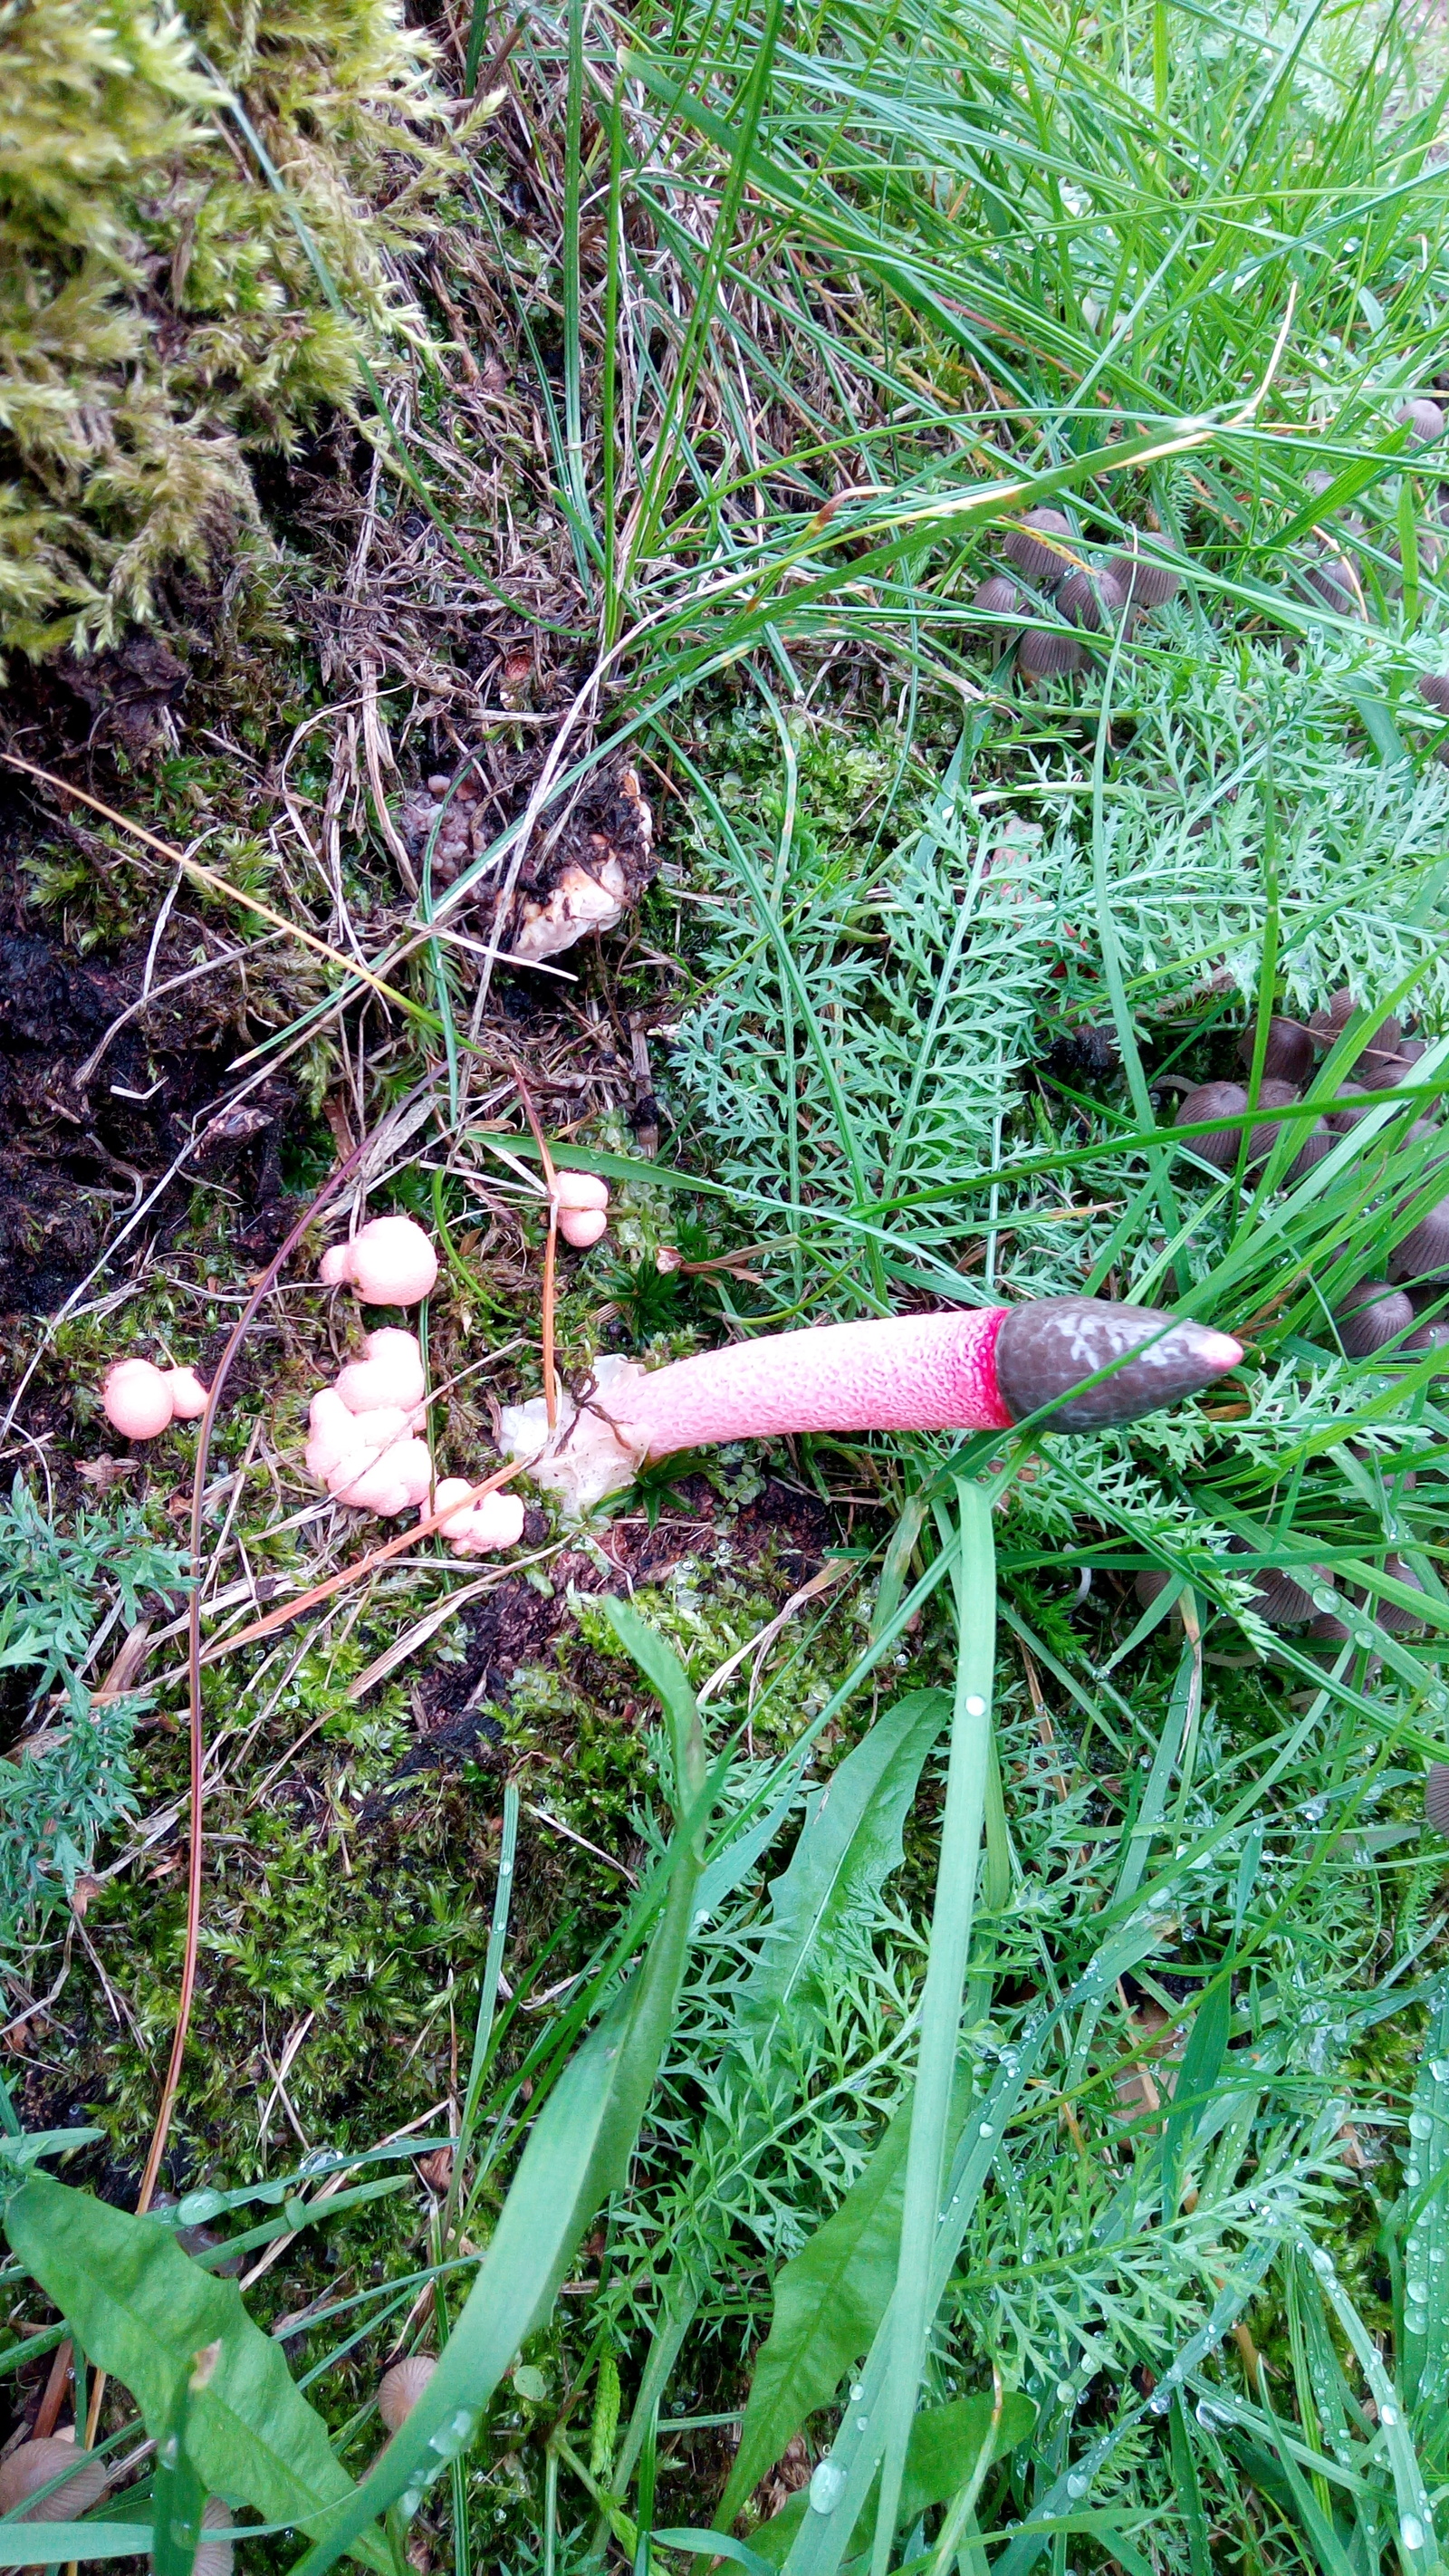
[500,1298,1242,1513]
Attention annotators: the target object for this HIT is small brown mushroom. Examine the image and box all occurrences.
[1419,673,1449,716]
[1372,1556,1426,1635]
[1287,1121,1336,1184]
[1426,1763,1449,1832]
[972,572,1023,620]
[1174,1080,1249,1169]
[379,2354,437,2434]
[1327,1081,1375,1135]
[1307,556,1364,617]
[1334,1279,1414,1357]
[0,2438,108,2526]
[1243,1078,1302,1163]
[195,2498,235,2576]
[1309,988,1358,1048]
[1404,1318,1449,1366]
[1238,1018,1315,1086]
[1057,567,1126,630]
[1358,1035,1425,1092]
[1389,1196,1449,1281]
[1016,626,1085,679]
[1001,508,1074,587]
[1231,1543,1319,1626]
[1397,397,1446,447]
[1108,544,1183,608]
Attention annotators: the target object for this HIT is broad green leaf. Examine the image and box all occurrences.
[748,2395,1036,2567]
[1401,1974,1449,2424]
[0,2526,154,2562]
[737,1688,950,2034]
[5,2172,384,2569]
[290,1608,715,2576]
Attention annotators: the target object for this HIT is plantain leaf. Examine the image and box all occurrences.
[5,2172,386,2570]
[747,2392,1036,2566]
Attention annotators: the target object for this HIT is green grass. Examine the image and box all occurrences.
[12,0,1449,2570]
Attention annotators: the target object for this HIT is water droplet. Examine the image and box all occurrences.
[964,1696,986,1716]
[1310,2246,1334,2276]
[855,2415,869,2430]
[1148,2389,1170,2416]
[849,2385,863,2403]
[1430,2062,1448,2083]
[1409,2112,1433,2139]
[1407,2280,1429,2305]
[1067,2474,1089,2499]
[1312,1591,1338,1614]
[809,2461,847,2516]
[1400,2515,1425,2552]
[979,2122,994,2138]
[1056,2381,1074,2405]
[399,2489,422,2519]
[1381,2405,1399,2427]
[1195,2399,1224,2428]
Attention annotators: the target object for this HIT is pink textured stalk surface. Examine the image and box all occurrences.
[615,1307,1014,1454]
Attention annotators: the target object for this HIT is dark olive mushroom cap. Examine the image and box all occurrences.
[1002,508,1075,588]
[993,1296,1241,1431]
[1419,673,1449,715]
[1389,1195,1449,1281]
[1175,1080,1249,1169]
[1017,626,1086,678]
[1244,1076,1302,1164]
[1108,545,1182,608]
[1058,567,1127,631]
[1426,1763,1449,1832]
[1238,1017,1315,1086]
[1334,1279,1415,1356]
[1397,396,1446,447]
[1287,1121,1335,1184]
[973,572,1023,620]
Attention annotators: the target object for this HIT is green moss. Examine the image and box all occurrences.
[0,0,470,660]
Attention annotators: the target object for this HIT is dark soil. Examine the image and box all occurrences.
[0,838,297,1320]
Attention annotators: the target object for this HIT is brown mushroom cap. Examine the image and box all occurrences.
[1243,1076,1302,1163]
[1287,1121,1336,1184]
[1309,988,1358,1047]
[1419,673,1449,716]
[1334,1279,1415,1356]
[1426,1762,1449,1832]
[1001,508,1074,587]
[1229,1541,1319,1626]
[1397,397,1446,447]
[1174,1080,1249,1169]
[1404,1317,1449,1367]
[1108,545,1183,608]
[1327,1080,1376,1134]
[0,2439,108,2523]
[1304,551,1364,617]
[195,2498,235,2576]
[1358,1034,1425,1091]
[1017,626,1085,678]
[1134,1567,1171,1609]
[1389,1195,1449,1281]
[1057,567,1127,630]
[972,572,1023,620]
[1238,1017,1315,1086]
[379,2354,437,2434]
[1372,1555,1426,1635]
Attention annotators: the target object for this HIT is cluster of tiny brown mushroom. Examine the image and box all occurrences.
[1161,984,1439,1639]
[1298,392,1447,621]
[973,512,1183,680]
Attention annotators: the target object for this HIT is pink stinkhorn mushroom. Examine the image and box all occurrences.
[102,1358,211,1440]
[426,1478,526,1555]
[321,1216,438,1306]
[552,1168,609,1249]
[499,1295,1243,1514]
